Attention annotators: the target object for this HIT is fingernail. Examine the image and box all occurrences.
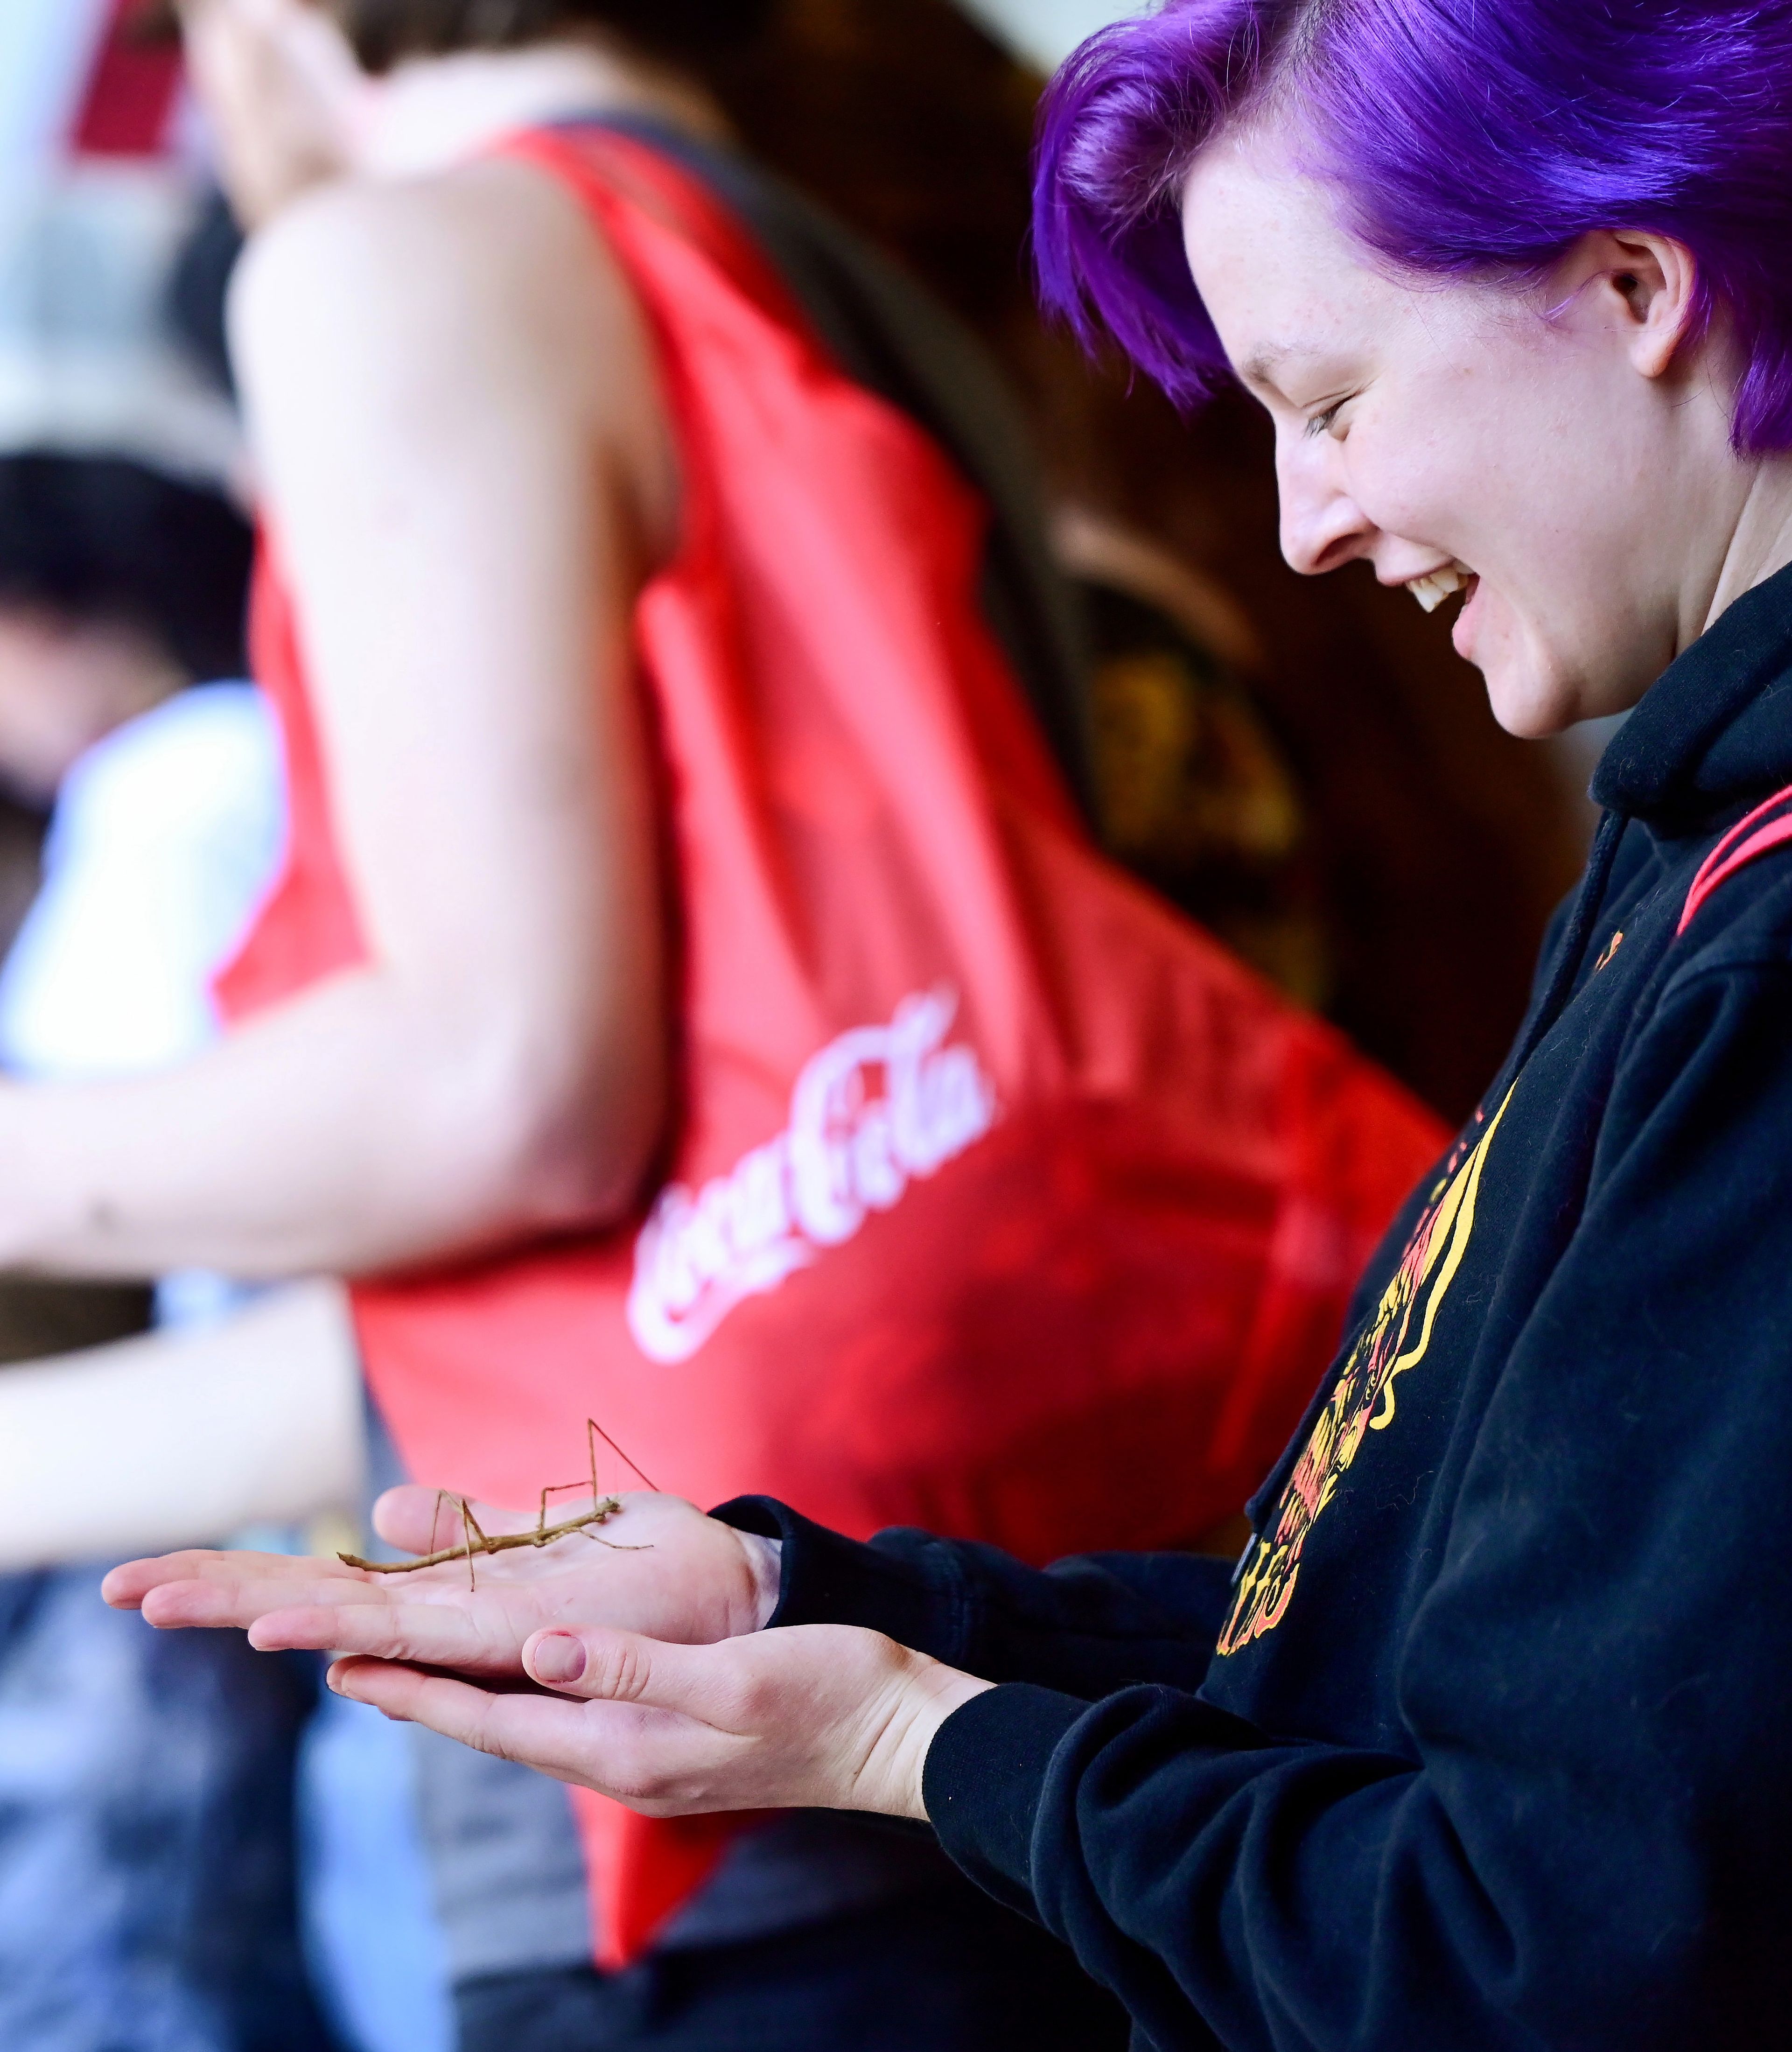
[532,1633,587,1684]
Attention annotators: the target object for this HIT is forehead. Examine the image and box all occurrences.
[1180,133,1393,373]
[1180,130,1496,388]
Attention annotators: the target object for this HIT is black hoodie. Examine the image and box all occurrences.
[719,562,1792,2052]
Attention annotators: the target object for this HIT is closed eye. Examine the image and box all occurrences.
[1304,398,1350,440]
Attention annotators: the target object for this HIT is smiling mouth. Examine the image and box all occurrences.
[1405,563,1477,614]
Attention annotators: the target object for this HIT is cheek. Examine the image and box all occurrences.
[1362,301,1594,516]
[1348,431,1492,544]
[1341,314,1678,727]
[1352,359,1557,548]
[1354,355,1637,617]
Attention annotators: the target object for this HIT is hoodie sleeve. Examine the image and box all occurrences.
[909,959,1792,2052]
[711,1495,1235,1698]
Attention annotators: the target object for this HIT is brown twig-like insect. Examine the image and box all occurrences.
[338,1419,659,1588]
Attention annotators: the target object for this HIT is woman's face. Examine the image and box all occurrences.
[1182,129,1748,736]
[175,0,366,227]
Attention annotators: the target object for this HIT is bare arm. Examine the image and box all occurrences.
[0,1279,363,1568]
[0,160,674,1278]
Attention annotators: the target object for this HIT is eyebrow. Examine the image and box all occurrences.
[1241,345,1292,391]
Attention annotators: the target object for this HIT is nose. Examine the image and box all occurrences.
[1277,434,1376,578]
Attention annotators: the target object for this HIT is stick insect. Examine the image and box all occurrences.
[338,1419,659,1589]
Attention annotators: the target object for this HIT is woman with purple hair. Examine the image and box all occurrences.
[114,2,1792,2044]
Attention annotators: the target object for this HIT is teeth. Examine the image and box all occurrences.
[1407,564,1470,613]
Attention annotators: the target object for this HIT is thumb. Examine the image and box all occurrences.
[525,1629,596,1689]
[524,1625,719,1715]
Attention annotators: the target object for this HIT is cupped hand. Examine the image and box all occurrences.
[329,1620,992,1823]
[101,1489,780,1676]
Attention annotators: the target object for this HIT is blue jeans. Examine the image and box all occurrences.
[0,1564,340,2052]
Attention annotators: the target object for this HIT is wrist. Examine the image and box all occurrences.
[858,1656,993,1821]
[731,1528,784,1634]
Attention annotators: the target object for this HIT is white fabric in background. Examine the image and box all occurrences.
[0,681,282,1326]
[0,681,281,1083]
[953,0,1141,72]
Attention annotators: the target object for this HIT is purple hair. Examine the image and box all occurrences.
[1035,0,1792,453]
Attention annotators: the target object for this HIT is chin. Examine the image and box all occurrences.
[1474,591,1667,737]
[1479,661,1582,741]
[1471,612,1589,739]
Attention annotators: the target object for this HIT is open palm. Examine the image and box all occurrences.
[103,1487,778,1674]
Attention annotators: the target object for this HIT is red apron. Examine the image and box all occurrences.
[217,127,1445,1967]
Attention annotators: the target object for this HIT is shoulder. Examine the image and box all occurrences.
[1582,823,1792,1143]
[1617,861,1792,1121]
[235,159,597,309]
[230,161,653,427]
[1661,829,1792,987]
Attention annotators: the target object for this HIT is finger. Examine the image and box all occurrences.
[522,1626,750,1725]
[104,1550,362,1611]
[139,1572,382,1632]
[326,1656,745,1808]
[325,1657,613,1779]
[372,1485,541,1557]
[249,1600,526,1673]
[525,1625,941,1819]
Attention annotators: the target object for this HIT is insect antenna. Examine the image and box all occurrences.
[586,1417,660,1493]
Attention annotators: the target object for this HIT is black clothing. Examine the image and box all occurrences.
[718,561,1792,2049]
[455,1882,1128,2052]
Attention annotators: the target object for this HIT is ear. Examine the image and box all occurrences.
[1582,229,1702,381]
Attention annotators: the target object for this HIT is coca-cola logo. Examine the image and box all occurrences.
[626,987,997,1363]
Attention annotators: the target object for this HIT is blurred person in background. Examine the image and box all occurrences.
[0,445,340,2046]
[0,448,454,2052]
[0,146,449,2052]
[0,2,1442,2046]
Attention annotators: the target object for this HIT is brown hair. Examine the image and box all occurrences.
[325,0,776,73]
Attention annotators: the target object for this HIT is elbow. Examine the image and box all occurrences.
[455,1030,669,1243]
[517,1075,668,1234]
[429,1001,669,1239]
